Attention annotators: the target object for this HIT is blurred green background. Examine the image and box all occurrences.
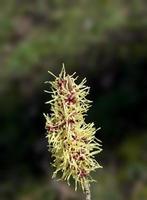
[1,0,147,200]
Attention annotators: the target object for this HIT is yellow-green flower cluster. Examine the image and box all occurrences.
[44,65,102,191]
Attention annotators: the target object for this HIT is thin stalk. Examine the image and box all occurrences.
[84,182,91,200]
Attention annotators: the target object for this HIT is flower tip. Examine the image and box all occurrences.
[43,113,47,118]
[62,62,65,68]
[48,70,57,78]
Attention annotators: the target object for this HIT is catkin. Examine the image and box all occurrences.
[44,64,102,191]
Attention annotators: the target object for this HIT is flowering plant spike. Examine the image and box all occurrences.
[44,64,102,199]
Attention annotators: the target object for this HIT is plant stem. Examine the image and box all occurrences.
[84,182,91,200]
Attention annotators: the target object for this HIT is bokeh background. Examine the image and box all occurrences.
[1,1,147,200]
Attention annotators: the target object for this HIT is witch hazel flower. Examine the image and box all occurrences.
[44,64,102,199]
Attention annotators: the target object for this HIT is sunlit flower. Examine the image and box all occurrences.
[44,64,102,192]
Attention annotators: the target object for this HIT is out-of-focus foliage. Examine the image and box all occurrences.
[0,0,147,79]
[1,0,147,200]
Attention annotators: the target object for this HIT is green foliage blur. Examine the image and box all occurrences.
[1,0,147,199]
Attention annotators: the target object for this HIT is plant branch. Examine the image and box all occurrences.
[84,182,91,200]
